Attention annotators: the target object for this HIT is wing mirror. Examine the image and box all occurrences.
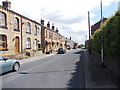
[4,58,8,61]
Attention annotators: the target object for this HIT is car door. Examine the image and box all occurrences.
[0,57,12,73]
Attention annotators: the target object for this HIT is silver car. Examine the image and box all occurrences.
[0,55,20,74]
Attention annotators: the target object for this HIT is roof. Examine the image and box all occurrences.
[91,18,108,31]
[0,5,42,26]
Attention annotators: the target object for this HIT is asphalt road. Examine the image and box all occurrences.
[1,49,86,88]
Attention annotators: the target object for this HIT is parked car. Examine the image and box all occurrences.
[57,48,66,54]
[82,46,86,49]
[0,55,20,74]
[67,45,71,50]
[73,46,76,49]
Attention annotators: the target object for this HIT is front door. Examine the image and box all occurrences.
[15,37,19,54]
[34,39,37,50]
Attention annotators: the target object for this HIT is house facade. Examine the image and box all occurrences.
[0,0,77,56]
[0,1,41,55]
[65,37,75,49]
[42,22,65,53]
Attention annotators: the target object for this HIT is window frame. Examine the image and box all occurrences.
[26,22,31,34]
[34,25,37,35]
[14,17,19,31]
[0,12,7,28]
[26,37,31,49]
[37,26,41,35]
[0,35,7,50]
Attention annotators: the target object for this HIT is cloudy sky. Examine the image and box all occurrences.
[0,0,119,44]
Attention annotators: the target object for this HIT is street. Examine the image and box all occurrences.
[1,49,86,88]
[1,49,119,89]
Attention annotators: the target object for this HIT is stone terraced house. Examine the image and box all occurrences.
[0,1,41,56]
[0,0,77,57]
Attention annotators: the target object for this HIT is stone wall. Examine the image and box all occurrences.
[91,50,120,78]
[4,50,43,60]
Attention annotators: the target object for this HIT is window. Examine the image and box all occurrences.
[26,38,31,49]
[0,35,7,49]
[34,25,37,35]
[26,22,31,34]
[0,12,6,27]
[34,39,37,50]
[37,26,41,35]
[14,17,19,30]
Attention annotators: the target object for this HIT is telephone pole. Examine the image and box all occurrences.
[88,11,91,39]
[100,0,104,67]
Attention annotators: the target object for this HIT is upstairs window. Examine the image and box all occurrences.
[26,22,31,34]
[0,12,6,27]
[0,35,7,49]
[14,17,19,30]
[34,25,37,35]
[38,26,41,35]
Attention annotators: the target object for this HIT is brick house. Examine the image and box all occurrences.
[91,18,108,36]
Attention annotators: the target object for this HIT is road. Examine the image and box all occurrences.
[1,49,86,88]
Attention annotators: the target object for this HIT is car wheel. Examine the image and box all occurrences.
[13,63,20,71]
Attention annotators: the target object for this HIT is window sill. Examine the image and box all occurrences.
[26,48,31,49]
[0,49,8,51]
[0,26,8,29]
[14,29,20,32]
[26,32,31,34]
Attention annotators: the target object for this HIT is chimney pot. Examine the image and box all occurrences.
[56,27,59,33]
[52,23,55,30]
[47,22,50,28]
[41,19,44,25]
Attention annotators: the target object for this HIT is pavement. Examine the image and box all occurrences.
[84,49,120,88]
[19,53,56,64]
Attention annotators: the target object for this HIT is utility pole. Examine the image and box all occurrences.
[88,11,91,39]
[100,0,104,67]
[118,1,120,10]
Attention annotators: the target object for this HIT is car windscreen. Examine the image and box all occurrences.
[0,56,4,60]
[58,48,63,51]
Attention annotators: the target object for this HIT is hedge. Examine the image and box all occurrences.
[90,11,120,60]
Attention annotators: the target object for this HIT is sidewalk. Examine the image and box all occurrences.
[19,53,56,64]
[84,50,119,88]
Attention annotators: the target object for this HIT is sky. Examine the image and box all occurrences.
[0,0,119,44]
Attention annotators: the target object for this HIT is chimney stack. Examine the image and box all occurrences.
[41,19,44,25]
[2,0,11,9]
[52,23,55,30]
[47,22,50,28]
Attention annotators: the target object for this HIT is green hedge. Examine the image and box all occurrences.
[90,11,120,60]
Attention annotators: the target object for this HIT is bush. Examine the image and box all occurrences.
[90,11,120,60]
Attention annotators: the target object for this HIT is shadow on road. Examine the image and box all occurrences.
[19,69,73,75]
[67,51,85,88]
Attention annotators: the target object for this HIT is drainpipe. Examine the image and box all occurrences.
[21,17,23,53]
